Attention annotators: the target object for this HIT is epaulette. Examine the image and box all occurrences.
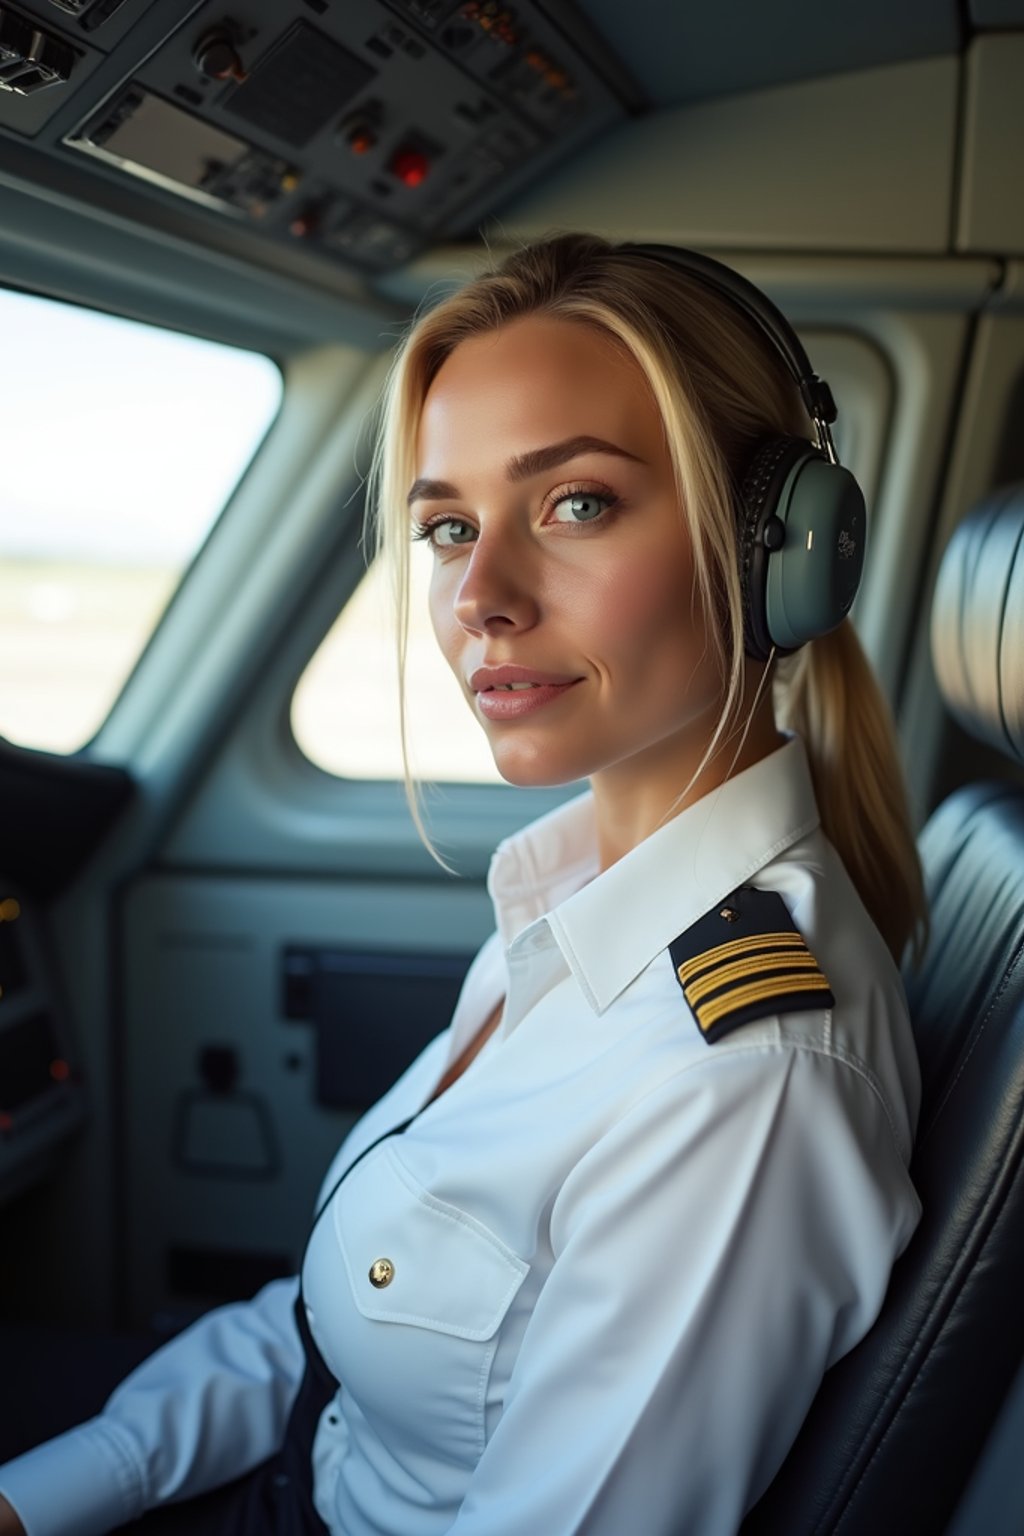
[668,885,835,1045]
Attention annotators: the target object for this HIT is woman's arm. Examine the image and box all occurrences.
[451,1040,921,1536]
[0,1275,302,1536]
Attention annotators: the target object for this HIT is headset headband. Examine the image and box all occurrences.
[618,242,840,464]
[615,240,866,660]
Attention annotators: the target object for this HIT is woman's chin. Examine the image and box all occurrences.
[489,744,589,790]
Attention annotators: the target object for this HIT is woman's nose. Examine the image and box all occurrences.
[452,531,541,635]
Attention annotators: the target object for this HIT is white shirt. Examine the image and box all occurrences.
[0,736,922,1536]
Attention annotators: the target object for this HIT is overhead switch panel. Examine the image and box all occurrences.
[0,0,637,274]
[45,0,129,21]
[0,6,75,94]
[222,22,376,149]
[72,86,299,215]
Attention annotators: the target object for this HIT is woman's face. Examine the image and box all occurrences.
[411,314,724,794]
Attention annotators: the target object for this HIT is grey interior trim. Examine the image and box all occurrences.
[119,873,498,1326]
[380,248,1002,314]
[495,56,960,254]
[575,0,959,109]
[899,307,1024,820]
[970,0,1024,25]
[0,167,400,352]
[93,346,387,785]
[957,35,1024,255]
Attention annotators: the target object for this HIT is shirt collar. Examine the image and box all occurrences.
[486,735,821,1015]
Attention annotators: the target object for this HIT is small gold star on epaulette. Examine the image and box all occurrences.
[668,885,835,1044]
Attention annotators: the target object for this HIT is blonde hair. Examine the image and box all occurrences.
[367,232,927,968]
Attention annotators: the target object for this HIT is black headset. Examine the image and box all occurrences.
[619,242,866,662]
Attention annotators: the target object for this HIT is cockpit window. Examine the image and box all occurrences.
[292,550,504,784]
[0,286,282,755]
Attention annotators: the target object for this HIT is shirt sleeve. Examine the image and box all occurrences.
[0,1274,302,1536]
[449,1038,922,1536]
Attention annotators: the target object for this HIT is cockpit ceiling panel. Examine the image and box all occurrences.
[578,0,962,110]
[0,0,633,275]
[970,0,1024,22]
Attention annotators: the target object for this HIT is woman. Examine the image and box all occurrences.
[0,233,926,1536]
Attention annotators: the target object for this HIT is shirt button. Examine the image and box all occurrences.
[369,1257,395,1288]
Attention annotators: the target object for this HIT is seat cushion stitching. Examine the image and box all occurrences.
[916,941,1023,1150]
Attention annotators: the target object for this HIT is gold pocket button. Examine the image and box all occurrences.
[369,1257,395,1288]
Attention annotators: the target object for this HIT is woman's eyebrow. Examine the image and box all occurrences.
[406,435,646,505]
[505,434,647,482]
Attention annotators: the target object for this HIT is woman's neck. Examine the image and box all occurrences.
[590,696,786,873]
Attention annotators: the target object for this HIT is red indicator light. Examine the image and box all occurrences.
[50,1058,71,1083]
[290,206,320,238]
[0,1112,12,1134]
[391,147,430,187]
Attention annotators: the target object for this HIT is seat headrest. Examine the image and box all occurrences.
[931,485,1024,766]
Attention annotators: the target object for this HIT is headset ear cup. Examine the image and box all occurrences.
[738,435,867,659]
[738,436,811,662]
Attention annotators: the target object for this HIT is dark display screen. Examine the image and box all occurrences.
[0,922,27,999]
[0,1011,61,1113]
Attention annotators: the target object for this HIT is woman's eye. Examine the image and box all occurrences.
[421,518,476,548]
[549,491,614,525]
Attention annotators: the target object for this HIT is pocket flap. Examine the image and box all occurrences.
[334,1143,529,1341]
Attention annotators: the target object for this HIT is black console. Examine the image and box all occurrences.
[0,884,85,1201]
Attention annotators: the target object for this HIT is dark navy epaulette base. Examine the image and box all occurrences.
[668,885,835,1045]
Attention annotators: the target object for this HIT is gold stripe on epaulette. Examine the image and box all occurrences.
[675,931,804,985]
[683,950,821,1005]
[696,971,831,1031]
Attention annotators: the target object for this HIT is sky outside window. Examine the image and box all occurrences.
[0,287,282,752]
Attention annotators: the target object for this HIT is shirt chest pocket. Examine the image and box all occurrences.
[322,1142,529,1463]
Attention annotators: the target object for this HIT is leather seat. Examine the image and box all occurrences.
[945,1345,1024,1535]
[742,484,1024,1535]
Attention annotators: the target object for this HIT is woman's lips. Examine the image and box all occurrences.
[475,680,582,720]
[470,664,580,690]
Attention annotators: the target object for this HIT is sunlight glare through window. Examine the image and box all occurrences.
[0,288,281,753]
[291,549,504,784]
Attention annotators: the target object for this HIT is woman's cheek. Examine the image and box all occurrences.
[583,543,697,662]
[428,570,463,670]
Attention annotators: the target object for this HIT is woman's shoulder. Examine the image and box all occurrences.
[617,829,921,1161]
[636,824,921,1164]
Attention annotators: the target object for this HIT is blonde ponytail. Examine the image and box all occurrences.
[775,620,928,968]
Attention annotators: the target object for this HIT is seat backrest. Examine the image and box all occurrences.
[742,486,1024,1535]
[945,1338,1024,1535]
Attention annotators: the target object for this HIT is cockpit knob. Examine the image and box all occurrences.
[193,30,248,84]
